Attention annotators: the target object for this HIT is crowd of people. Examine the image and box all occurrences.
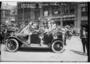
[0,24,18,44]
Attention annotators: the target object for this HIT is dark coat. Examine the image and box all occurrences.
[80,25,88,39]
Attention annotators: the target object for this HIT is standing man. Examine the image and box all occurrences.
[80,25,88,55]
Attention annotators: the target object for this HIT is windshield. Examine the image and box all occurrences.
[17,22,39,34]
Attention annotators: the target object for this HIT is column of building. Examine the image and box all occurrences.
[76,3,81,34]
[60,6,63,27]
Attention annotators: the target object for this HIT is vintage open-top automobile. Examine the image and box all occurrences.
[5,19,66,53]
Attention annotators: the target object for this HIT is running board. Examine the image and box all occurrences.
[22,43,49,48]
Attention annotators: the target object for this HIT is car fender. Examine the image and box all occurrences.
[7,36,24,45]
[52,39,64,44]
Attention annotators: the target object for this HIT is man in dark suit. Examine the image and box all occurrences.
[80,25,88,55]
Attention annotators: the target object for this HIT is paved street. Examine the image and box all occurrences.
[1,36,88,62]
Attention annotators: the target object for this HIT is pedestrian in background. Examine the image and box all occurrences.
[80,25,88,55]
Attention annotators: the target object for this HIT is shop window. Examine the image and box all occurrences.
[43,6,49,16]
[63,20,74,26]
[63,7,69,15]
[52,6,60,16]
[70,8,75,14]
[81,12,87,16]
[81,20,88,25]
[35,9,40,20]
[44,10,48,16]
[81,7,88,16]
[52,10,60,15]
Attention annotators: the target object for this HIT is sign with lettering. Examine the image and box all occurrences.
[21,4,36,8]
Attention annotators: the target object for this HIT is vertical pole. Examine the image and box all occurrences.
[23,7,24,24]
[60,5,63,27]
[76,3,81,34]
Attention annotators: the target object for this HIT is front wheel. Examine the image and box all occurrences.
[51,40,64,53]
[6,39,19,52]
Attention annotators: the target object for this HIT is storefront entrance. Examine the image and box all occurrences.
[63,20,74,27]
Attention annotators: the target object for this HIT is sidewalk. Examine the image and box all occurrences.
[66,36,83,52]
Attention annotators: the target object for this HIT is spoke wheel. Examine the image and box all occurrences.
[6,39,19,52]
[51,40,64,53]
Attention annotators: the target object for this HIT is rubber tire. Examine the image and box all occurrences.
[6,39,19,52]
[51,40,64,53]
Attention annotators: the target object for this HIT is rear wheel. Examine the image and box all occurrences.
[6,39,19,52]
[51,40,64,53]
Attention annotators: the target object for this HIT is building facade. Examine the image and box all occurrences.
[17,2,88,33]
[1,3,17,26]
[0,2,2,30]
[80,3,88,26]
[0,2,1,24]
[1,9,10,24]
